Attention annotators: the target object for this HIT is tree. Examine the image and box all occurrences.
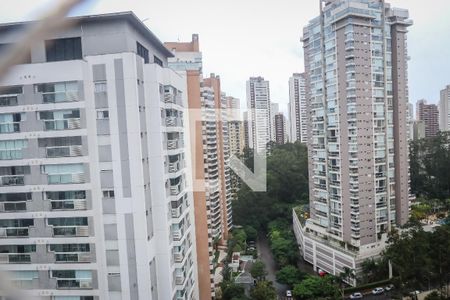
[276,265,305,287]
[221,281,246,300]
[250,280,277,300]
[337,268,355,299]
[244,225,258,241]
[250,260,267,281]
[293,276,339,300]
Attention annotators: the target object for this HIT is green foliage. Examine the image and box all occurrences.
[424,291,448,300]
[250,260,267,281]
[267,220,299,267]
[243,225,258,241]
[410,132,450,201]
[293,275,340,300]
[233,143,309,231]
[250,280,277,300]
[383,224,450,291]
[220,281,246,300]
[276,265,305,287]
[360,258,389,284]
[343,279,392,294]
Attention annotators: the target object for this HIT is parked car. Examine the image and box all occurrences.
[385,284,394,291]
[317,269,327,277]
[286,290,292,297]
[349,292,363,299]
[371,287,384,295]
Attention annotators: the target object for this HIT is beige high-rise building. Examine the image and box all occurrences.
[416,99,439,138]
[270,102,279,142]
[289,73,307,143]
[293,0,412,281]
[439,85,450,132]
[165,36,232,300]
[226,97,244,157]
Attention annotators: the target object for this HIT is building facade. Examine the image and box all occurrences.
[416,99,439,138]
[274,113,287,145]
[296,0,412,280]
[0,12,198,300]
[270,102,279,142]
[246,77,271,153]
[165,36,233,300]
[439,85,450,132]
[289,73,307,143]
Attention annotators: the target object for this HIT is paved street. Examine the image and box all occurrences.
[256,235,289,298]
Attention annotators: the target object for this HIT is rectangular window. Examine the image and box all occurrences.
[0,140,28,160]
[94,81,107,93]
[47,217,88,227]
[0,113,25,133]
[96,110,109,120]
[136,42,149,63]
[102,190,115,198]
[45,37,82,62]
[0,86,22,107]
[35,81,78,103]
[153,55,163,67]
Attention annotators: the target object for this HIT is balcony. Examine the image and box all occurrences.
[167,139,181,150]
[173,249,185,263]
[51,199,87,210]
[172,228,184,242]
[172,206,183,218]
[56,279,92,289]
[48,173,85,184]
[46,145,82,158]
[54,252,92,263]
[175,272,186,285]
[170,183,182,196]
[0,175,24,186]
[44,119,81,131]
[0,201,26,212]
[165,117,183,128]
[168,161,181,173]
[42,91,78,103]
[0,253,31,264]
[0,227,29,238]
[52,226,89,237]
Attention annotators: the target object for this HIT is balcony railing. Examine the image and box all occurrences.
[42,91,78,103]
[171,207,183,218]
[0,201,27,212]
[51,199,87,210]
[56,279,92,289]
[48,173,85,184]
[52,226,89,237]
[172,228,184,241]
[44,119,81,131]
[168,161,181,173]
[46,145,82,158]
[173,250,185,263]
[175,273,186,285]
[170,183,182,196]
[0,253,31,264]
[167,139,181,150]
[0,227,29,238]
[165,117,183,128]
[54,252,91,263]
[0,175,24,186]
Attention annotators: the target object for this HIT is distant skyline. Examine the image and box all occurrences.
[2,0,450,113]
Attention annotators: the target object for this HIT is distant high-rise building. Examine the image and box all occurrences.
[246,77,271,153]
[416,99,439,137]
[270,102,279,142]
[407,102,414,140]
[0,12,198,300]
[294,0,412,281]
[274,113,287,144]
[226,97,244,157]
[243,111,250,150]
[165,36,232,300]
[289,73,307,143]
[413,120,426,140]
[439,85,450,132]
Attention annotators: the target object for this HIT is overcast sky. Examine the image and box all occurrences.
[2,0,450,113]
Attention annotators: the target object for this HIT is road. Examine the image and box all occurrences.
[256,234,289,298]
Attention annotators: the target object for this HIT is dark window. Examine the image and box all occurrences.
[136,42,149,63]
[45,37,82,62]
[153,55,163,67]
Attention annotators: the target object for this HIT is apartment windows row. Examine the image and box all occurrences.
[7,269,94,290]
[0,191,87,212]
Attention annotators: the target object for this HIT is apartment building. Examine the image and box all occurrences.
[165,36,233,300]
[274,113,287,145]
[246,77,271,153]
[0,12,198,300]
[243,111,250,150]
[226,97,244,157]
[289,73,307,143]
[294,0,412,281]
[416,99,439,138]
[439,85,450,132]
[270,102,279,142]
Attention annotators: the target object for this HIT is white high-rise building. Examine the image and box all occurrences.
[289,73,307,143]
[294,0,412,282]
[439,85,450,132]
[246,77,271,153]
[0,12,198,300]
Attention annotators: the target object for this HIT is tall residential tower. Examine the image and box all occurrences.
[293,0,412,280]
[289,73,307,143]
[439,85,450,132]
[416,99,439,138]
[0,12,198,300]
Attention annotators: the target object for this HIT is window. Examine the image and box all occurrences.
[39,110,81,131]
[136,42,149,63]
[153,55,163,67]
[96,110,109,120]
[41,163,84,184]
[94,81,107,93]
[45,37,82,62]
[49,243,90,252]
[0,86,23,107]
[47,217,88,227]
[45,190,86,201]
[0,44,31,64]
[0,113,25,133]
[36,81,78,103]
[0,139,28,160]
[103,190,115,198]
